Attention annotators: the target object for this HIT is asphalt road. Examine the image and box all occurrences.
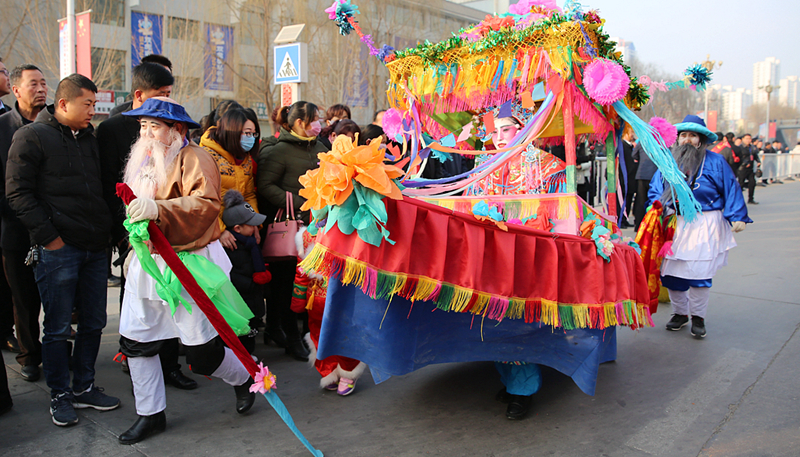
[2,180,798,457]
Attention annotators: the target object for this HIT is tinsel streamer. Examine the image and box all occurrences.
[612,100,701,222]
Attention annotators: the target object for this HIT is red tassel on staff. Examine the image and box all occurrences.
[116,183,258,377]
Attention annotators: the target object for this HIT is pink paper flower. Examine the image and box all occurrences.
[649,117,677,147]
[583,59,630,106]
[509,0,562,15]
[250,362,277,394]
[382,108,406,140]
[324,0,344,20]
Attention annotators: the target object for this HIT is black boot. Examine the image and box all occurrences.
[119,411,166,445]
[164,369,198,390]
[234,378,256,414]
[264,326,288,348]
[285,338,309,362]
[506,395,533,420]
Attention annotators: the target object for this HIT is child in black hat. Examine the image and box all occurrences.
[221,190,271,354]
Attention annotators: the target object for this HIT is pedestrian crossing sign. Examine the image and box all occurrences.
[274,43,307,84]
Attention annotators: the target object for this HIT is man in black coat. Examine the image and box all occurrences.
[96,61,196,391]
[0,64,48,381]
[736,133,761,204]
[6,74,120,426]
[0,58,11,113]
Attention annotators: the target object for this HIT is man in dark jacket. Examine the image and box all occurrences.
[736,133,760,204]
[6,74,120,427]
[0,64,48,382]
[0,58,11,113]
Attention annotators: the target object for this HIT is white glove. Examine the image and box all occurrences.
[731,221,746,233]
[127,198,159,223]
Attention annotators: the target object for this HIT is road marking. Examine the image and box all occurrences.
[626,348,755,455]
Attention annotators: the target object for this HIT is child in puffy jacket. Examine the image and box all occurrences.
[221,190,271,354]
[292,227,365,395]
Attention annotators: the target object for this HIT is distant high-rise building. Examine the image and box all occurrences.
[609,37,636,63]
[778,76,798,109]
[752,57,781,106]
[721,88,752,123]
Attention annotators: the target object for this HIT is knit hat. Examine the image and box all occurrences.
[673,115,718,144]
[222,190,266,227]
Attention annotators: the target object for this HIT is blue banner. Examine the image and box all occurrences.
[204,24,234,91]
[131,12,162,70]
[343,43,369,108]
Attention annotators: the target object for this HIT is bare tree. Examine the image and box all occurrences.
[628,56,702,124]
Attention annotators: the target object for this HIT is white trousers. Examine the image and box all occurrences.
[668,287,711,319]
[127,347,250,416]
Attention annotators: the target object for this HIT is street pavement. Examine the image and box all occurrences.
[1,180,798,457]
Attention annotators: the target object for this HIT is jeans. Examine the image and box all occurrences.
[35,244,107,397]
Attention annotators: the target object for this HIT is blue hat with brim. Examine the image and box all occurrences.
[673,114,717,144]
[123,98,201,129]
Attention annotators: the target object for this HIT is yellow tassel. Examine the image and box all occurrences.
[604,303,618,327]
[541,299,559,327]
[392,275,407,296]
[508,299,525,320]
[305,291,315,311]
[452,288,473,312]
[556,196,572,220]
[572,305,589,328]
[298,244,323,273]
[413,277,438,302]
[471,293,491,316]
[342,258,365,287]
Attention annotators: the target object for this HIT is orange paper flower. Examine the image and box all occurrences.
[299,135,404,211]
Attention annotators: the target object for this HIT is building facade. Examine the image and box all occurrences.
[752,57,781,106]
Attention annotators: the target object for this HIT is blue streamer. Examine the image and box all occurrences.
[263,391,324,456]
[612,100,702,222]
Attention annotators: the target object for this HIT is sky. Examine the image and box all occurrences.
[463,0,800,91]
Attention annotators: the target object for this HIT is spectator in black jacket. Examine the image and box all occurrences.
[0,64,48,382]
[0,58,11,113]
[736,133,761,204]
[6,74,120,427]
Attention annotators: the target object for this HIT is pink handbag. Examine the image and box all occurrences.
[261,191,303,261]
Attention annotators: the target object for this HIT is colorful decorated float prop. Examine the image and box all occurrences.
[303,0,700,392]
[117,184,323,457]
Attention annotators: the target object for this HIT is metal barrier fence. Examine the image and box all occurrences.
[758,153,800,180]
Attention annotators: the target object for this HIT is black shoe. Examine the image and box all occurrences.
[20,365,40,382]
[748,200,759,205]
[285,339,309,362]
[2,335,20,353]
[234,378,256,414]
[119,411,166,445]
[164,369,197,390]
[107,275,122,287]
[495,388,512,404]
[620,220,633,229]
[691,316,707,338]
[665,314,689,331]
[264,327,288,348]
[506,395,532,420]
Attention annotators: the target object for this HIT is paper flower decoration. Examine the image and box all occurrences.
[471,200,508,231]
[684,64,712,91]
[508,0,561,15]
[250,362,276,394]
[382,108,407,142]
[326,0,360,36]
[300,136,403,212]
[583,59,630,106]
[475,14,515,36]
[649,117,677,147]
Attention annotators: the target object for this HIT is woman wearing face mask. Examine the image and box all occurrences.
[257,101,327,362]
[199,107,261,249]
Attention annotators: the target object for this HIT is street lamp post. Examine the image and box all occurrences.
[759,84,779,142]
[700,55,722,125]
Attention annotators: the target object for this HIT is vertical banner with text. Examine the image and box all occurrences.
[342,43,369,108]
[58,19,70,80]
[76,11,92,79]
[204,24,234,91]
[131,12,163,70]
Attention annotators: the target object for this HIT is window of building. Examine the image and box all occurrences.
[168,17,200,40]
[91,47,126,90]
[239,7,266,47]
[78,0,124,27]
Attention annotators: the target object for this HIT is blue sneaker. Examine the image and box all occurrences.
[51,393,78,426]
[72,385,120,411]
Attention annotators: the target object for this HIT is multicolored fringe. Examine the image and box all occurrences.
[300,243,653,330]
[420,194,579,223]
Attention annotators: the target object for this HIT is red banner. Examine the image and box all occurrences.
[76,11,91,79]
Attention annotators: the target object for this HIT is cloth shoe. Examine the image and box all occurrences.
[50,392,78,426]
[665,314,689,331]
[21,365,40,382]
[164,369,198,390]
[691,316,707,338]
[506,394,533,420]
[337,377,356,396]
[72,385,120,411]
[2,334,20,353]
[234,378,256,414]
[285,338,310,362]
[119,411,166,445]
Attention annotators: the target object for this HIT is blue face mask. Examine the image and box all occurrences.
[240,134,256,151]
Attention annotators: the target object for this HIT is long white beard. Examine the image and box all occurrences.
[124,133,183,199]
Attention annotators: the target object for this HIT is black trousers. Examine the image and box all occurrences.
[120,336,223,376]
[633,179,651,232]
[267,259,302,341]
[738,167,756,201]
[3,250,41,367]
[0,248,14,340]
